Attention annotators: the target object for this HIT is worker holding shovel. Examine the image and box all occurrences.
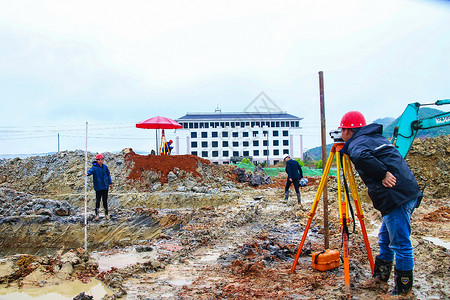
[87,154,113,221]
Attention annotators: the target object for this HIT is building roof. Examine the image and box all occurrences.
[176,112,302,121]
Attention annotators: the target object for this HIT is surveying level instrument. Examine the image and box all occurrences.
[290,129,375,297]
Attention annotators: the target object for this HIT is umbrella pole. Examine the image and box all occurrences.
[84,122,88,251]
[156,129,158,155]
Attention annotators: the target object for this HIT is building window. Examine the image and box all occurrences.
[201,132,207,138]
[253,140,259,147]
[276,122,280,127]
[251,122,255,127]
[240,122,245,127]
[233,151,239,157]
[212,151,219,157]
[253,131,258,137]
[283,140,289,146]
[295,121,299,127]
[283,130,288,136]
[273,149,279,155]
[202,151,208,158]
[191,141,198,148]
[243,151,249,156]
[232,132,239,138]
[273,130,279,137]
[290,121,295,127]
[223,151,229,157]
[263,149,268,156]
[189,123,193,129]
[231,122,235,128]
[243,132,249,137]
[200,122,204,128]
[232,141,239,147]
[212,131,218,138]
[225,122,229,127]
[281,121,285,127]
[273,140,279,146]
[205,122,209,128]
[263,140,268,146]
[253,150,259,156]
[222,141,229,147]
[191,151,198,156]
[194,122,199,129]
[283,149,289,154]
[243,141,249,147]
[271,121,275,127]
[212,141,218,147]
[191,132,197,138]
[183,123,188,129]
[215,122,219,127]
[202,141,208,148]
[222,131,228,137]
[220,122,225,128]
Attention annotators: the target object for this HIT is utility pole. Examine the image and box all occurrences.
[319,71,329,249]
[57,133,60,153]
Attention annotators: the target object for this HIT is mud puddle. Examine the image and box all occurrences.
[91,246,157,272]
[0,279,112,300]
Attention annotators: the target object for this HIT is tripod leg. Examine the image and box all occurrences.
[336,152,351,296]
[290,150,336,273]
[343,156,375,273]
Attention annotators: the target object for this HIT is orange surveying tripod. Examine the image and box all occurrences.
[290,142,375,296]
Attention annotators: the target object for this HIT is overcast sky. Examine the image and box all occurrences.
[0,0,449,155]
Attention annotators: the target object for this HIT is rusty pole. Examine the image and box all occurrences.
[319,71,329,249]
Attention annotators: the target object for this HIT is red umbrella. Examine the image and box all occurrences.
[136,116,182,154]
[136,116,182,129]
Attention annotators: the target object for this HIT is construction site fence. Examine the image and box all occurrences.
[232,163,337,177]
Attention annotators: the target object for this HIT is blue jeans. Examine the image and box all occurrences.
[378,197,417,271]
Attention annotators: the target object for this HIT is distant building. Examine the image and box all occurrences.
[174,111,303,165]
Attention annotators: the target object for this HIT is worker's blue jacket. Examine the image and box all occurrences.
[87,161,112,191]
[285,159,303,180]
[342,123,421,216]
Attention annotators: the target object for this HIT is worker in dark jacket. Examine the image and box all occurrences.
[340,111,421,296]
[87,153,113,221]
[283,154,303,204]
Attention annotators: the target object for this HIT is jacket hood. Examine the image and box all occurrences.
[352,123,383,139]
[92,161,100,167]
[342,123,383,154]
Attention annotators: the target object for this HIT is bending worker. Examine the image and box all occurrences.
[283,154,303,204]
[162,140,174,155]
[340,111,421,296]
[87,153,113,221]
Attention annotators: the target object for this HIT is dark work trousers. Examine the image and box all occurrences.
[285,179,300,194]
[95,189,109,216]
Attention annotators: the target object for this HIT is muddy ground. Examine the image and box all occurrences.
[0,137,449,299]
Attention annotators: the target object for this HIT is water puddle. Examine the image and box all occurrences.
[91,246,156,272]
[423,236,450,250]
[0,279,112,300]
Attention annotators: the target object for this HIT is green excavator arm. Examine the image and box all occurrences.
[391,99,450,158]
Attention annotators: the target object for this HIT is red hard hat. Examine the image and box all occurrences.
[339,111,366,128]
[96,154,104,159]
[169,140,173,144]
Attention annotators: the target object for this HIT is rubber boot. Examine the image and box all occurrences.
[391,268,413,296]
[296,193,301,205]
[361,255,392,291]
[282,191,289,202]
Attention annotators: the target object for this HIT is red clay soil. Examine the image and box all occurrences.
[125,150,211,183]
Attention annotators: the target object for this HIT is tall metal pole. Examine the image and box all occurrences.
[84,122,88,251]
[319,71,329,249]
[57,133,60,153]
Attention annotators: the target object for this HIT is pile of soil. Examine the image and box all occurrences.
[124,150,211,183]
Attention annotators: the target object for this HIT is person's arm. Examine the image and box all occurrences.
[298,162,303,178]
[350,147,388,182]
[382,171,396,188]
[106,166,113,185]
[87,166,94,176]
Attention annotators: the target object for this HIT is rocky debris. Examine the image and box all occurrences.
[0,188,76,221]
[0,248,97,286]
[234,167,272,186]
[408,135,450,198]
[73,292,94,300]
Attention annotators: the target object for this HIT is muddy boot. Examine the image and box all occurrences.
[94,215,100,221]
[361,256,392,291]
[281,191,289,203]
[105,214,110,220]
[391,268,413,296]
[296,193,301,205]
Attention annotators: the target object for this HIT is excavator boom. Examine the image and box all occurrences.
[391,99,450,158]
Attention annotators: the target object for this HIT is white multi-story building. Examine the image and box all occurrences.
[174,111,303,165]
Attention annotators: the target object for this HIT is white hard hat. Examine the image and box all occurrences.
[283,154,290,160]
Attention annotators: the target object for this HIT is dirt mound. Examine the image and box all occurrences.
[407,135,450,198]
[125,150,211,184]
